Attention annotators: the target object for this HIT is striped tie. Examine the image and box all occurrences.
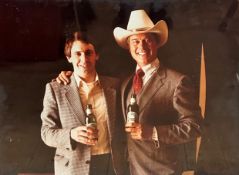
[133,68,145,95]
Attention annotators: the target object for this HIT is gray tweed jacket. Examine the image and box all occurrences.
[41,75,127,175]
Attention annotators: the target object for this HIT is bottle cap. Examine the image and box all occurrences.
[86,104,93,115]
[131,93,136,98]
[130,94,136,103]
[86,104,92,109]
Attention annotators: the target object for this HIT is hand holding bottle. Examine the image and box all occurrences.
[70,104,98,145]
[126,123,153,140]
[70,126,98,145]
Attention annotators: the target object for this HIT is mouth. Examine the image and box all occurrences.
[136,52,147,57]
[136,50,147,56]
[76,65,88,70]
[77,62,89,67]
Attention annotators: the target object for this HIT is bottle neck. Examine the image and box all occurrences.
[130,97,136,105]
[86,108,92,115]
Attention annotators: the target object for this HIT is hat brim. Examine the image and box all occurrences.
[113,20,168,49]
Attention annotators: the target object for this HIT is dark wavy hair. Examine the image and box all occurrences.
[64,31,97,57]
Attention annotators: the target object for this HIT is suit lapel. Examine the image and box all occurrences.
[99,76,116,140]
[138,67,166,113]
[64,75,85,125]
[121,75,134,121]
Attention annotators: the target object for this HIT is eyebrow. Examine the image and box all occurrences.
[129,37,152,42]
[74,49,94,55]
[75,49,93,52]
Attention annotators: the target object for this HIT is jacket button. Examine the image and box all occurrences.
[85,160,90,164]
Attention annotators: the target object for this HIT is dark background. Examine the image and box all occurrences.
[0,0,239,174]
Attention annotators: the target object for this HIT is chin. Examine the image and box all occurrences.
[139,59,148,64]
[75,70,85,76]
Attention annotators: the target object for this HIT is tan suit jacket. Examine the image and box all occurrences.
[121,65,202,175]
[41,75,127,175]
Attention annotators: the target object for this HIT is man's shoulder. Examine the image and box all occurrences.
[162,66,187,80]
[46,78,71,92]
[162,66,183,75]
[47,80,64,89]
[161,67,195,90]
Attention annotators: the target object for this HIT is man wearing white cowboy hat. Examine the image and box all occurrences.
[55,9,202,175]
[113,9,202,175]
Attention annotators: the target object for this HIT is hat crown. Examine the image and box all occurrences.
[113,9,168,49]
[127,10,154,31]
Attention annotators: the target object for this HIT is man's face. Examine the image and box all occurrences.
[128,33,159,67]
[68,40,97,77]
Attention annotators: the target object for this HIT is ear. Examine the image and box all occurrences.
[95,54,99,61]
[156,38,161,48]
[156,43,160,49]
[66,56,72,63]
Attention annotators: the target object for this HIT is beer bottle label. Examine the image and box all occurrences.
[127,111,138,123]
[86,116,97,129]
[86,122,97,128]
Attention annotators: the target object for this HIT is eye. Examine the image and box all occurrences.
[75,52,82,56]
[131,39,139,45]
[144,38,153,44]
[85,50,93,57]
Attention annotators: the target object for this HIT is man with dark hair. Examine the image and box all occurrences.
[41,31,128,175]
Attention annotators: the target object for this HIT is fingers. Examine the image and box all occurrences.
[71,126,98,145]
[56,71,72,85]
[66,71,72,76]
[86,127,98,140]
[125,123,153,140]
[70,126,87,142]
[130,124,153,140]
[86,127,98,145]
[125,122,140,132]
[59,71,69,85]
[125,123,143,140]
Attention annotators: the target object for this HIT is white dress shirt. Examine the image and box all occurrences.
[74,73,110,155]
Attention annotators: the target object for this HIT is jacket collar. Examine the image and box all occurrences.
[121,65,167,119]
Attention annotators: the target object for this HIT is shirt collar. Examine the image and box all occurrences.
[136,58,160,75]
[74,72,100,88]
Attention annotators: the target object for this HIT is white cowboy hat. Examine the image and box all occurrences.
[113,9,168,49]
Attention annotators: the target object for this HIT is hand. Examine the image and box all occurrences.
[71,126,98,145]
[56,71,73,85]
[125,122,153,140]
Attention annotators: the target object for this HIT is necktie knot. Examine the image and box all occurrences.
[136,68,145,77]
[133,68,145,95]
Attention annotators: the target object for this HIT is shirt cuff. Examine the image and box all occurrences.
[152,127,158,141]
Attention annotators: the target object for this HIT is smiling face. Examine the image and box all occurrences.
[128,33,159,67]
[67,40,98,82]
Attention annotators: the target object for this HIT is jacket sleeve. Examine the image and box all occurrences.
[40,83,76,150]
[155,76,203,145]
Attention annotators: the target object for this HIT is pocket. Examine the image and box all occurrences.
[156,144,178,164]
[55,154,69,167]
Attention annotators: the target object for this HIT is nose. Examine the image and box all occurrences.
[80,53,87,63]
[76,53,87,66]
[139,40,147,49]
